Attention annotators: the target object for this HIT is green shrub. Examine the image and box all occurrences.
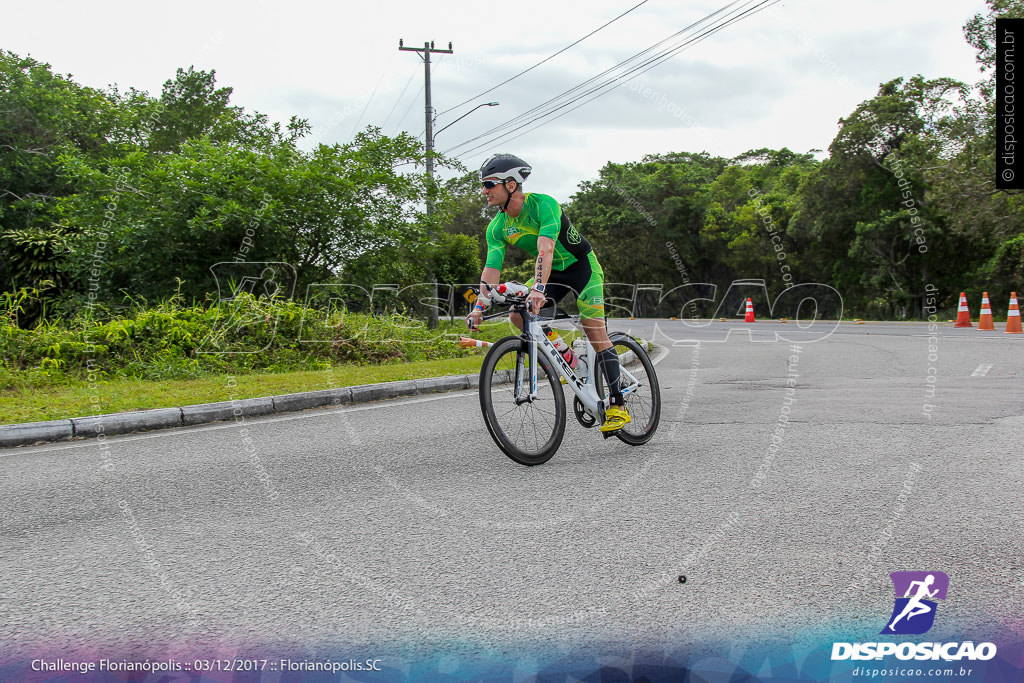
[0,294,523,389]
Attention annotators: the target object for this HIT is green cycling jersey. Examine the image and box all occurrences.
[484,193,592,271]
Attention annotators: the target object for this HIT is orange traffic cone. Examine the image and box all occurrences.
[459,336,492,348]
[978,292,995,331]
[1007,292,1022,334]
[744,298,756,323]
[954,292,972,327]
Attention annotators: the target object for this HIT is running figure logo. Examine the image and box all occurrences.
[881,571,950,635]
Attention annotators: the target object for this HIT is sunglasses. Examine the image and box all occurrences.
[481,179,506,189]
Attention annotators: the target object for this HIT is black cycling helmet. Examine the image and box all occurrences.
[479,153,532,186]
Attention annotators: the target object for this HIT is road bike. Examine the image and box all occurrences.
[475,282,661,465]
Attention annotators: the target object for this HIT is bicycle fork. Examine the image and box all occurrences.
[513,335,539,405]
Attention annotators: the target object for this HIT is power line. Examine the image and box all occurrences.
[436,0,651,119]
[460,1,780,156]
[382,73,415,133]
[501,2,776,147]
[348,50,398,138]
[444,0,750,153]
[349,68,390,139]
[444,0,775,157]
[394,83,425,134]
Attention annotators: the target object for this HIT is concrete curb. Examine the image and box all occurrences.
[1,338,658,449]
[271,387,352,413]
[0,419,75,448]
[73,407,184,437]
[0,372,481,450]
[181,397,275,426]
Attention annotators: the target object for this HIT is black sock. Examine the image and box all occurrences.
[598,348,623,405]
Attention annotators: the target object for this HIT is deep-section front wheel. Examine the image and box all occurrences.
[602,332,661,446]
[479,336,566,465]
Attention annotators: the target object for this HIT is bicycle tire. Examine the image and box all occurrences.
[479,336,566,465]
[596,332,661,446]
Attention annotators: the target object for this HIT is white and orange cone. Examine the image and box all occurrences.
[978,292,995,331]
[954,292,973,328]
[1006,293,1022,334]
[744,298,756,323]
[459,337,492,348]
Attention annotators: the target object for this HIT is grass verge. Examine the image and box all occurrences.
[1,354,487,425]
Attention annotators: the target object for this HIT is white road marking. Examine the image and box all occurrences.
[650,343,670,366]
[971,364,993,377]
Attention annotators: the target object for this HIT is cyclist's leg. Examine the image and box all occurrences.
[581,319,611,351]
[573,254,630,431]
[557,256,607,347]
[575,253,613,352]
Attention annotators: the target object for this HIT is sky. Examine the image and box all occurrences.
[2,0,990,200]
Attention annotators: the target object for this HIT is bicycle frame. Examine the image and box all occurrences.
[475,282,661,463]
[505,302,642,419]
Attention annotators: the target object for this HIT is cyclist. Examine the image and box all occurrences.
[466,153,630,433]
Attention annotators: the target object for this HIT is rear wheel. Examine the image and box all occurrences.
[479,336,566,465]
[596,333,661,445]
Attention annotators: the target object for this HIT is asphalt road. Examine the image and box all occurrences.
[2,320,1022,671]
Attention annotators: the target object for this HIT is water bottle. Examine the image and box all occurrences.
[497,282,530,297]
[572,339,590,382]
[544,326,578,369]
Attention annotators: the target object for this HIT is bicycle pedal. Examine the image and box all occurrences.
[601,430,616,439]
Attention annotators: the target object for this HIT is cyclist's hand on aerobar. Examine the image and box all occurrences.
[527,289,546,315]
[467,296,489,330]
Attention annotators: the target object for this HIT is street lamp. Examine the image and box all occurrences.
[424,101,499,327]
[433,102,500,138]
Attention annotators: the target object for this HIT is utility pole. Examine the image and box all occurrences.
[399,39,453,328]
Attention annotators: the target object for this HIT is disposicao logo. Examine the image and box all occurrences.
[831,571,997,662]
[881,571,948,635]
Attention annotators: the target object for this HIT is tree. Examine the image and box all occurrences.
[568,152,726,289]
[59,127,434,306]
[935,0,1024,300]
[964,0,1024,83]
[147,67,236,153]
[0,51,124,313]
[701,149,817,291]
[336,232,480,315]
[437,171,497,265]
[794,77,970,317]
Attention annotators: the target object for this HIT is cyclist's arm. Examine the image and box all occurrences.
[527,236,555,314]
[479,267,501,305]
[533,236,555,288]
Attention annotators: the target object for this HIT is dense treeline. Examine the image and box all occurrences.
[2,0,1021,327]
[0,57,478,326]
